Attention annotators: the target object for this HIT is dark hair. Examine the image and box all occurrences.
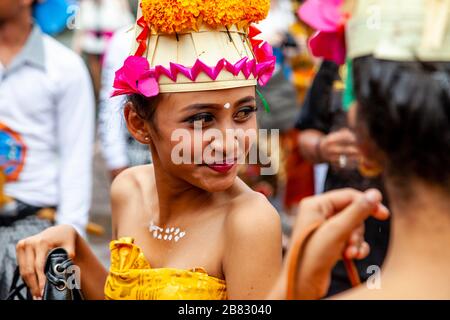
[353,56,450,192]
[126,94,165,125]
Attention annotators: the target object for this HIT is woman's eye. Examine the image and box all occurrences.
[186,113,215,126]
[234,106,257,121]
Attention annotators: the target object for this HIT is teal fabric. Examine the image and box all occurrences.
[343,59,355,112]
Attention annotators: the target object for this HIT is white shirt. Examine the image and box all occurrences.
[0,26,95,235]
[98,26,132,170]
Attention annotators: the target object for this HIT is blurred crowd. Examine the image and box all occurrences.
[3,0,439,300]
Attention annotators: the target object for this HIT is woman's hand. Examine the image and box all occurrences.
[319,129,360,169]
[287,188,389,299]
[15,224,78,299]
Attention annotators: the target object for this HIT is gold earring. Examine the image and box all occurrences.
[358,156,383,178]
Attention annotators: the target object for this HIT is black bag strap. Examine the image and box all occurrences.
[6,267,32,300]
[6,248,84,300]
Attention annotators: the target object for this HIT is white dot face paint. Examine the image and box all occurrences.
[224,103,231,109]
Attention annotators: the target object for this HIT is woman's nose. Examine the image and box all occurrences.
[209,135,240,160]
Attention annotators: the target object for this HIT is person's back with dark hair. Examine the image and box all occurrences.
[354,57,450,193]
[334,55,450,299]
[295,61,391,296]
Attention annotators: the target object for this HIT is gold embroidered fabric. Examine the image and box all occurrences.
[104,237,227,300]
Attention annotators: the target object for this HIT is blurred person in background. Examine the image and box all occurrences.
[249,0,315,247]
[73,0,133,99]
[242,0,299,201]
[291,0,389,298]
[0,0,95,299]
[294,36,390,297]
[98,25,151,181]
[256,0,299,133]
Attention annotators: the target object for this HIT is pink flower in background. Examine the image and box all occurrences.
[298,0,348,65]
[111,56,159,98]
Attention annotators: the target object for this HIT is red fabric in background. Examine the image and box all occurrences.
[282,129,315,209]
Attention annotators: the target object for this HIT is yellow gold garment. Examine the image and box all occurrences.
[104,237,227,300]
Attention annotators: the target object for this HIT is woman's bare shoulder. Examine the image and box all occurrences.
[224,179,281,240]
[221,180,282,288]
[110,164,154,198]
[110,165,155,236]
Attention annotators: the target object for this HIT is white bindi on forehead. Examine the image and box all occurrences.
[224,103,231,109]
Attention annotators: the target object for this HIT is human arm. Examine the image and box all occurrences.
[295,61,359,166]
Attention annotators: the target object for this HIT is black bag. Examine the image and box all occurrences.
[6,248,84,300]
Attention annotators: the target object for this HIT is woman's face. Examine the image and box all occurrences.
[147,86,258,192]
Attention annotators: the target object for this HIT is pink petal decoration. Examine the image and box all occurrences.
[297,0,347,65]
[190,60,206,79]
[168,63,189,80]
[155,65,176,82]
[308,30,346,65]
[254,61,272,75]
[137,76,160,97]
[258,70,274,86]
[113,57,276,98]
[112,56,159,98]
[299,0,343,32]
[242,59,256,78]
[224,57,248,76]
[255,42,274,62]
[210,59,226,80]
[192,59,225,80]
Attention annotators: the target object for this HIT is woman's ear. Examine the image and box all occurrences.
[124,102,151,144]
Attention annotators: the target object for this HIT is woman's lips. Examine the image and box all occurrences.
[206,161,236,173]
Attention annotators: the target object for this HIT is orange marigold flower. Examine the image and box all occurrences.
[141,0,270,34]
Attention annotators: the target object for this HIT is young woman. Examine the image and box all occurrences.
[17,86,286,300]
[14,0,285,300]
[13,0,382,300]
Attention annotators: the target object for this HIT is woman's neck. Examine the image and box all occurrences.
[379,181,450,298]
[151,158,214,226]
